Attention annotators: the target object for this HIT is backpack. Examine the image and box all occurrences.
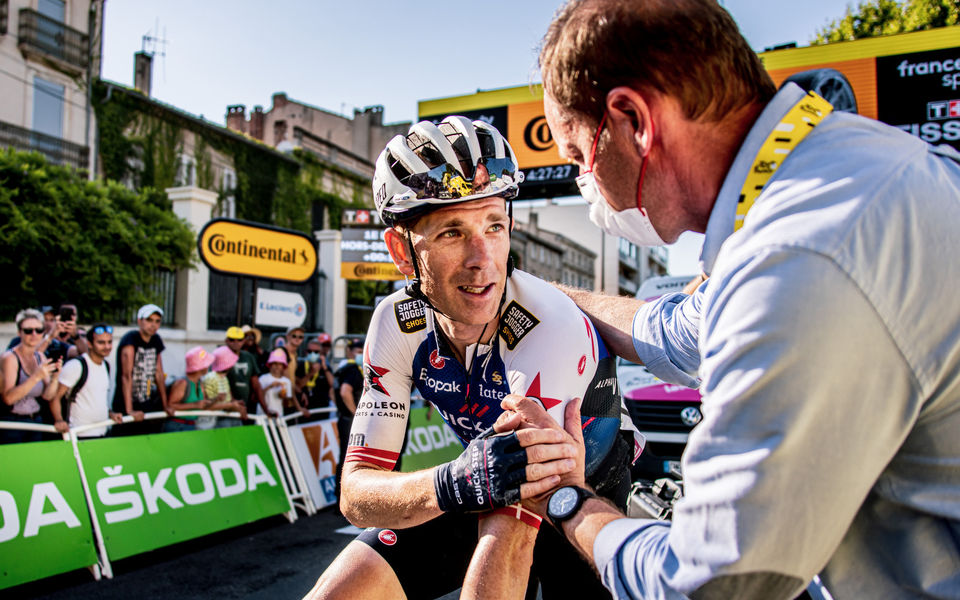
[62,356,110,422]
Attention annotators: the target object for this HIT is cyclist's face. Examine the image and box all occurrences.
[413,197,511,327]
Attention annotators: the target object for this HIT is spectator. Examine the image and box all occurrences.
[332,338,363,499]
[241,324,268,372]
[297,333,334,410]
[282,325,305,387]
[6,305,76,362]
[257,348,307,419]
[224,326,263,420]
[164,346,215,433]
[50,323,122,439]
[113,304,167,435]
[1,309,62,444]
[202,345,248,428]
[55,304,88,356]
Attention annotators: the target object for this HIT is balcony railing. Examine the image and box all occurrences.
[0,120,89,170]
[18,8,88,71]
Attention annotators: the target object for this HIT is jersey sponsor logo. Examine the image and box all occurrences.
[348,433,366,447]
[355,399,407,419]
[419,368,462,394]
[365,363,390,396]
[491,371,503,385]
[477,384,505,402]
[394,298,427,333]
[499,301,540,350]
[429,348,446,369]
[437,407,488,437]
[578,355,586,375]
[378,529,397,546]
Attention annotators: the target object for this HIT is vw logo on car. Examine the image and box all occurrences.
[680,406,703,427]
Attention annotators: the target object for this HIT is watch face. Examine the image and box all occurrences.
[548,487,579,519]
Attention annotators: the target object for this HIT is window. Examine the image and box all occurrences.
[32,76,64,139]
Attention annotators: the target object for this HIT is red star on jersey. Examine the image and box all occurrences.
[525,373,561,411]
[366,363,390,396]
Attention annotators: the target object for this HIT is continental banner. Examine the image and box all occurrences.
[78,428,289,561]
[0,441,98,589]
[341,261,402,281]
[400,407,463,472]
[198,218,318,283]
[287,418,340,509]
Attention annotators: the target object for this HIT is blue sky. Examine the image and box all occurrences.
[100,0,858,274]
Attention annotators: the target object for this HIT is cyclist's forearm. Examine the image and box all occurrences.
[340,463,441,529]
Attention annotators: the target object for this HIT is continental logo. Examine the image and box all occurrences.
[499,301,539,350]
[341,262,403,281]
[197,218,317,283]
[395,299,427,334]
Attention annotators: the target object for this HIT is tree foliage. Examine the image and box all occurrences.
[0,149,195,321]
[814,0,960,43]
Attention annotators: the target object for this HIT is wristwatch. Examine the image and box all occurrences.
[546,486,596,527]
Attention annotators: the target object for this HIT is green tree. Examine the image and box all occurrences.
[814,0,960,43]
[0,149,195,321]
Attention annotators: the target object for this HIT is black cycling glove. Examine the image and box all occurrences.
[433,427,527,512]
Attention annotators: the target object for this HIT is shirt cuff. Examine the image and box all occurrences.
[632,302,700,389]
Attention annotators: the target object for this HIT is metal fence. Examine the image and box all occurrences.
[17,7,89,70]
[0,120,89,171]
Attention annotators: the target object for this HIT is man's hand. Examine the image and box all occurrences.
[54,419,69,434]
[495,395,588,516]
[131,410,145,422]
[433,426,575,513]
[109,412,123,424]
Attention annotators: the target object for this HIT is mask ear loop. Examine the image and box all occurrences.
[585,112,608,174]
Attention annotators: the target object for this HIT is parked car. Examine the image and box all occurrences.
[619,275,702,473]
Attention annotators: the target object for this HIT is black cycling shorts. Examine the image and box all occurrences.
[355,432,633,600]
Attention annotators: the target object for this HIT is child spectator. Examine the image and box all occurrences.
[164,346,215,433]
[203,346,248,428]
[258,348,308,418]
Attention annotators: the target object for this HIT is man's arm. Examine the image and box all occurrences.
[553,283,645,363]
[155,354,167,410]
[339,382,357,414]
[119,345,140,419]
[50,380,72,433]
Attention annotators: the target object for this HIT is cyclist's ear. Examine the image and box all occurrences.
[384,227,415,276]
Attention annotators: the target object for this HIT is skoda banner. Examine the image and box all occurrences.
[77,428,289,560]
[400,407,463,472]
[0,441,98,589]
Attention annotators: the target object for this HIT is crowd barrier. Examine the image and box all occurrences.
[0,405,465,590]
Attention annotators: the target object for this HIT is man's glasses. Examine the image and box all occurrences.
[93,326,113,335]
[20,327,43,335]
[289,334,304,339]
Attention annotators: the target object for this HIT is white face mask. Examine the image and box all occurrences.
[576,112,666,247]
[576,171,666,247]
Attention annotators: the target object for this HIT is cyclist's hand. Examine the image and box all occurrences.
[434,427,529,513]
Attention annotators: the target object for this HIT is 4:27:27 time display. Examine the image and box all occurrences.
[523,164,574,182]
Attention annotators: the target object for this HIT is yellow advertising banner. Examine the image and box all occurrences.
[341,262,403,281]
[507,100,564,168]
[198,219,318,282]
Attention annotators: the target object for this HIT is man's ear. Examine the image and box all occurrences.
[384,227,415,277]
[606,86,655,157]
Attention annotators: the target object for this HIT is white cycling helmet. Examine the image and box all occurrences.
[373,116,524,226]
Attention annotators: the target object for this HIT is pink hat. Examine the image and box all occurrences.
[185,346,216,373]
[267,348,288,366]
[211,345,239,372]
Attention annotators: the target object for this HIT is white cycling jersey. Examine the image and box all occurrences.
[345,270,641,473]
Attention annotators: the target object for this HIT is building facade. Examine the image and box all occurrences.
[225,94,410,167]
[512,213,596,290]
[0,0,104,171]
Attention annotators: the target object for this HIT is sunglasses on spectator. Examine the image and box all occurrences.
[20,327,43,335]
[290,334,304,339]
[93,326,114,335]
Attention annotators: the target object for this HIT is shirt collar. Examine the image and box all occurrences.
[699,82,807,274]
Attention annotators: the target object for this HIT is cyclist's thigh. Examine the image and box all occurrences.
[305,540,404,600]
[357,512,478,600]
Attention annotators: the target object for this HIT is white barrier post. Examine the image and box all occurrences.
[67,423,115,580]
[276,415,319,515]
[265,417,303,521]
[251,414,297,523]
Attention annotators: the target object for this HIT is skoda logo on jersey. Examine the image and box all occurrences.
[429,349,446,370]
[680,406,703,427]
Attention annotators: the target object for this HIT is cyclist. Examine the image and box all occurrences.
[306,117,639,600]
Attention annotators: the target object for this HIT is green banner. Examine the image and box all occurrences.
[79,427,289,560]
[0,441,97,590]
[400,407,464,472]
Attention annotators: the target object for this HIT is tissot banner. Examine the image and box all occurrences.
[877,46,960,151]
[78,428,289,560]
[0,441,98,589]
